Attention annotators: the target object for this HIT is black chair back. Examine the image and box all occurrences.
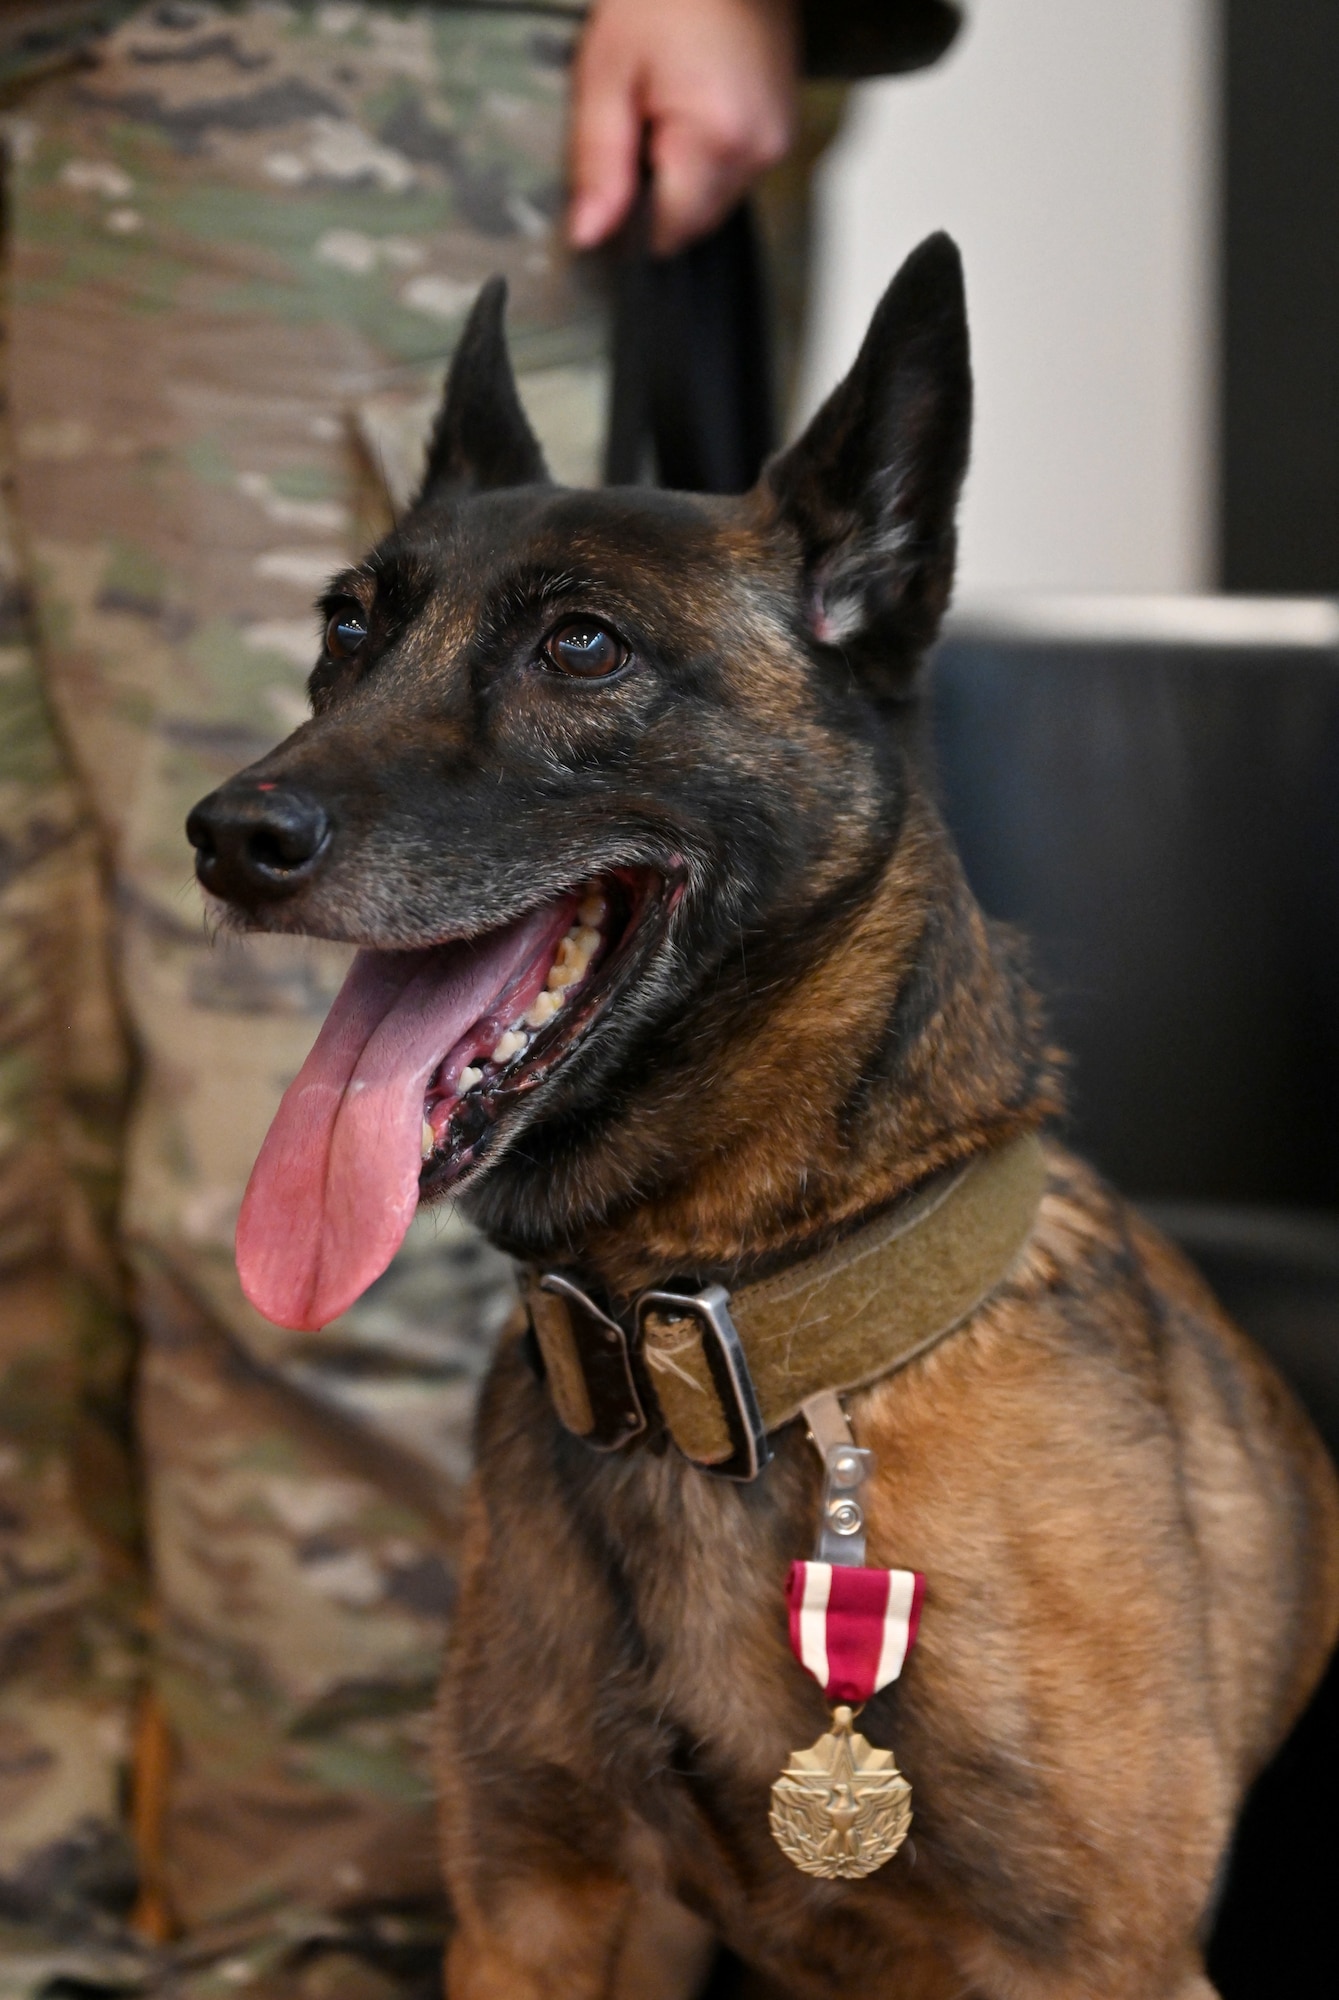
[932,602,1339,2000]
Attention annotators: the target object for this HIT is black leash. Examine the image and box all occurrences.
[603,190,776,495]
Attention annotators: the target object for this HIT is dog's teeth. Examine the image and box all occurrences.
[546,926,600,993]
[546,940,581,989]
[577,893,606,928]
[457,1065,483,1093]
[421,1119,435,1160]
[490,1029,526,1065]
[524,990,561,1029]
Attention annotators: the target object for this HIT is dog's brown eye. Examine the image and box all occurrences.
[542,620,627,679]
[325,605,368,661]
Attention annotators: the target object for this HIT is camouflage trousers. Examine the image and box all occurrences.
[0,5,603,1992]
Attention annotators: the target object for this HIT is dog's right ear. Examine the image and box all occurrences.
[765,232,971,693]
[415,277,550,504]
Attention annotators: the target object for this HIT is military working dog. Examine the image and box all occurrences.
[188,237,1339,1999]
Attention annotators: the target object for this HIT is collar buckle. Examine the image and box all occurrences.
[528,1272,647,1452]
[636,1283,772,1482]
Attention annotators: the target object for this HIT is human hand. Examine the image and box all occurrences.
[568,0,799,257]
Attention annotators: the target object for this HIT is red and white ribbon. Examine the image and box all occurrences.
[786,1560,924,1706]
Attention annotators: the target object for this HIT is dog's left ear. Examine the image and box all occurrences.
[765,232,971,692]
[416,276,550,503]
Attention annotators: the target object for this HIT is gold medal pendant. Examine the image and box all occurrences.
[769,1705,912,1880]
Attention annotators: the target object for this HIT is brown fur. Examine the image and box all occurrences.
[428,263,1339,1996]
[187,246,1339,1997]
[575,783,1057,1294]
[441,1150,1338,1999]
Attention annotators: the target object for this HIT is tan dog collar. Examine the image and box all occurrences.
[524,1131,1048,1481]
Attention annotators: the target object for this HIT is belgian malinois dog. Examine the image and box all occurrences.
[188,236,1339,1999]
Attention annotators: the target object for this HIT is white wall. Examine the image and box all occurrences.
[797,0,1218,595]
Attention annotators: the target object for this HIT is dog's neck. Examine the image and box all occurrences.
[498,792,1060,1303]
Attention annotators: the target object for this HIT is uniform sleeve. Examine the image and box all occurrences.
[802,0,964,79]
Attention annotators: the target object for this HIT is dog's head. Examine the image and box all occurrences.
[188,234,973,1329]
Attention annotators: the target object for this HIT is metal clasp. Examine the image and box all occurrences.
[531,1272,647,1452]
[802,1389,873,1565]
[636,1282,772,1482]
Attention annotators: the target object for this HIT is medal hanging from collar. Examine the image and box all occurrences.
[770,1393,924,1880]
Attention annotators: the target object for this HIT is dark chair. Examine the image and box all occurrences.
[932,600,1339,1999]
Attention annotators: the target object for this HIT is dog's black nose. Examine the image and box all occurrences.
[187,782,331,903]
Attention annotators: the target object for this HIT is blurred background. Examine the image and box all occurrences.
[802,0,1334,601]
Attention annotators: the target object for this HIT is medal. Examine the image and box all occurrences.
[770,1704,912,1879]
[771,1397,924,1880]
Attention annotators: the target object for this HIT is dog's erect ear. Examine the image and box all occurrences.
[766,232,971,690]
[416,277,549,503]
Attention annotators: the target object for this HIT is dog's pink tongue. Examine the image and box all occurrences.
[236,913,553,1331]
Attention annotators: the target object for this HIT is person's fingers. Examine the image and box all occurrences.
[569,0,799,254]
[648,101,791,255]
[648,114,741,255]
[568,39,642,247]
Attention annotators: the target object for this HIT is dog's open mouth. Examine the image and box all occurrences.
[236,869,671,1330]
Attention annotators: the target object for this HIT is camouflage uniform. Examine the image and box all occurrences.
[0,5,598,1991]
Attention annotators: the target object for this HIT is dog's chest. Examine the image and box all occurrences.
[582,1436,826,1766]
